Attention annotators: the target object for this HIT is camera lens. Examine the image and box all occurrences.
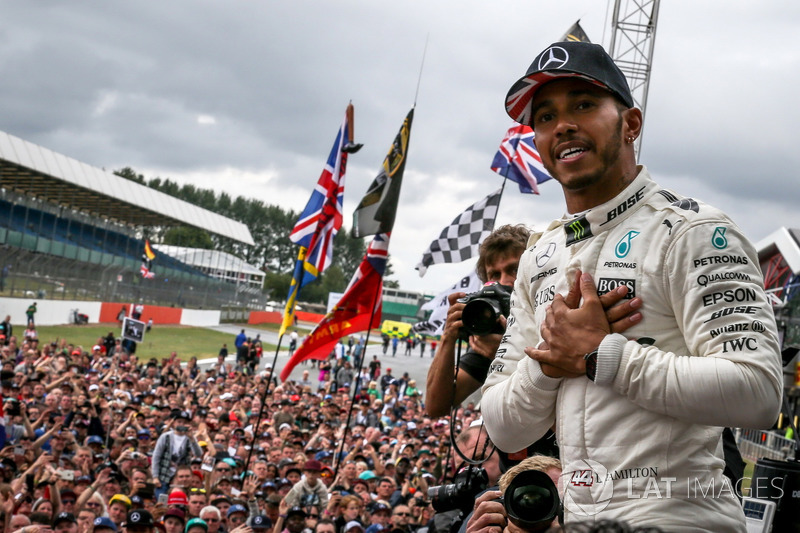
[462,299,502,336]
[503,470,560,531]
[508,484,555,517]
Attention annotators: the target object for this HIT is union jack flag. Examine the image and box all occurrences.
[289,106,355,278]
[491,124,552,194]
[280,104,361,336]
[280,233,389,381]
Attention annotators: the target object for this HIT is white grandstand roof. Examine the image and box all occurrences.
[154,245,264,277]
[0,130,254,246]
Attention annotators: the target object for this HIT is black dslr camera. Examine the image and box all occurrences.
[428,465,489,514]
[458,282,512,338]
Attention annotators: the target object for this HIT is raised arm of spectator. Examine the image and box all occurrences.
[31,419,62,452]
[45,369,73,392]
[75,467,110,513]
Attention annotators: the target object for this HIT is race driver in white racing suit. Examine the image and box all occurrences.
[481,41,782,532]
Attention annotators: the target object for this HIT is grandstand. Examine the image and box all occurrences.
[0,129,262,311]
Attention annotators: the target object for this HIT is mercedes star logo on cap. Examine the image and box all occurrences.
[538,46,569,70]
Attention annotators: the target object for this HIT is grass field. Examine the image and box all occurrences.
[33,324,276,361]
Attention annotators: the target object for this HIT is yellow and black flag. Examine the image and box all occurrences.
[561,20,591,43]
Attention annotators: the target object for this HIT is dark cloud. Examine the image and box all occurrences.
[1,1,798,291]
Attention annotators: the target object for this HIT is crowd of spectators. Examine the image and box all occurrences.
[0,322,484,533]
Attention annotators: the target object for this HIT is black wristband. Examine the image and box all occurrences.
[584,349,599,382]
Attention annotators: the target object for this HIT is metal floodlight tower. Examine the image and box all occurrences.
[608,0,661,158]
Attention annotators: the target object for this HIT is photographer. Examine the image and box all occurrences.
[426,224,642,418]
[466,455,562,533]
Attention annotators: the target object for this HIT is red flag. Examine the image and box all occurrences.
[279,233,389,381]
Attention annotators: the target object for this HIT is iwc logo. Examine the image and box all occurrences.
[538,46,570,70]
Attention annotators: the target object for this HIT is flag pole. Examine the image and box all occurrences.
[242,245,313,485]
[332,273,383,477]
[413,34,429,107]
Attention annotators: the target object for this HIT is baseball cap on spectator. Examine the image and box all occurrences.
[126,509,155,528]
[277,478,292,488]
[303,459,322,471]
[359,470,376,481]
[278,423,292,432]
[222,458,237,468]
[220,392,234,401]
[371,502,391,514]
[315,450,332,461]
[75,475,92,485]
[109,494,132,508]
[320,466,335,479]
[352,478,369,491]
[130,494,144,507]
[92,344,102,351]
[278,458,297,468]
[89,384,99,392]
[92,516,118,532]
[185,517,208,532]
[174,410,191,420]
[346,520,365,532]
[261,481,277,491]
[250,515,272,529]
[167,489,188,507]
[60,489,77,501]
[407,422,417,431]
[87,435,104,446]
[163,508,186,525]
[287,506,307,519]
[227,504,248,517]
[53,512,77,527]
[211,495,231,507]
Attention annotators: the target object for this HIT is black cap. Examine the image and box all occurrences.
[53,512,77,527]
[286,506,307,518]
[125,509,154,527]
[505,41,634,124]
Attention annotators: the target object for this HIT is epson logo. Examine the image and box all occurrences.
[597,278,636,299]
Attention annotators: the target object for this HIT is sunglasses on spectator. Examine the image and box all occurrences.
[308,513,320,519]
[394,512,412,517]
[217,467,232,472]
[190,488,207,494]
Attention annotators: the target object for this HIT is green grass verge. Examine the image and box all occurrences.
[33,325,275,361]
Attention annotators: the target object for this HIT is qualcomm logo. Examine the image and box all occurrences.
[538,46,569,70]
[615,231,640,258]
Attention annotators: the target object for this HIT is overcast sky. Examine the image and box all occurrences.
[2,1,799,295]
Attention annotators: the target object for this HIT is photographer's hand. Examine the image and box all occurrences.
[469,316,506,359]
[466,489,505,533]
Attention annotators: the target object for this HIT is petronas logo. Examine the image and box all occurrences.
[565,216,593,246]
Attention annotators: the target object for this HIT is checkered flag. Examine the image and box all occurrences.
[416,188,502,277]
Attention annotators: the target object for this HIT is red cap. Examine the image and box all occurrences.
[167,490,188,507]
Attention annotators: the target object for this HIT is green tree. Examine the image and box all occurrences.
[163,226,214,249]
